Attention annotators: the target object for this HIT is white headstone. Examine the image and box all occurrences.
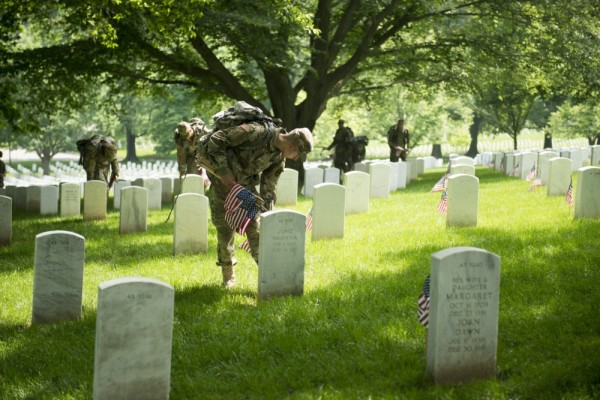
[84,181,108,221]
[60,183,81,217]
[591,145,600,166]
[397,161,407,189]
[451,156,474,166]
[120,186,148,234]
[258,210,305,300]
[181,174,204,195]
[40,185,59,215]
[369,163,390,199]
[173,193,209,255]
[426,247,501,384]
[547,157,573,196]
[143,178,162,210]
[0,195,12,246]
[113,180,131,210]
[93,277,174,400]
[446,174,479,227]
[275,168,298,206]
[311,183,345,240]
[517,152,536,180]
[303,168,324,198]
[343,171,369,215]
[537,151,559,185]
[160,177,174,203]
[569,149,583,171]
[574,166,600,219]
[353,162,368,173]
[324,167,341,184]
[407,158,418,180]
[32,231,85,324]
[450,164,475,176]
[416,158,425,175]
[388,162,399,192]
[25,185,41,213]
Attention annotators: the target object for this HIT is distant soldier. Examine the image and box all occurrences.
[77,134,120,187]
[387,118,410,162]
[174,117,209,178]
[326,119,354,172]
[0,150,6,188]
[352,136,369,164]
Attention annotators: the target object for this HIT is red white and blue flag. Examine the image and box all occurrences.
[437,190,448,215]
[224,184,261,235]
[528,176,542,191]
[418,275,431,328]
[566,178,574,206]
[526,164,536,181]
[430,174,447,192]
[509,161,520,177]
[306,208,313,232]
[239,239,251,253]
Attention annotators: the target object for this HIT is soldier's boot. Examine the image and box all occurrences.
[221,265,235,288]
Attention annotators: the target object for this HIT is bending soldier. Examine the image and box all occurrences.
[326,119,354,172]
[387,118,410,162]
[196,107,313,288]
[77,134,120,186]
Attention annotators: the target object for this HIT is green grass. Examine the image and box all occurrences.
[1,167,599,399]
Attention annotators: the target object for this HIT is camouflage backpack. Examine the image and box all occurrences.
[210,101,276,132]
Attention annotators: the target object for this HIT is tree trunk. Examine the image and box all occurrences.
[41,150,52,175]
[465,114,482,157]
[543,132,553,149]
[431,144,442,159]
[123,121,139,163]
[512,134,518,150]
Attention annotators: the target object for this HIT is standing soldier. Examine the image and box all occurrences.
[77,134,120,187]
[196,108,313,288]
[326,119,354,172]
[387,118,410,162]
[175,117,209,178]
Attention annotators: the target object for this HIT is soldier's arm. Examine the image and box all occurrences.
[387,127,396,148]
[110,158,120,179]
[260,160,285,209]
[175,142,187,177]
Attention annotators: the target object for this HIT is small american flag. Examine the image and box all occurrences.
[526,164,536,181]
[200,168,211,187]
[509,161,520,177]
[437,190,448,215]
[430,174,447,192]
[305,208,313,232]
[224,184,261,235]
[528,176,542,191]
[417,275,431,328]
[239,239,251,253]
[566,178,574,206]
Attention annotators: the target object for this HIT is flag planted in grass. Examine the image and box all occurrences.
[225,184,261,235]
[418,275,431,328]
[566,178,574,206]
[509,161,520,177]
[239,239,251,253]
[437,190,448,215]
[526,164,536,181]
[528,176,542,191]
[431,174,447,192]
[305,208,313,232]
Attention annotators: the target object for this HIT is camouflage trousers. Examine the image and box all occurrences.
[207,172,260,267]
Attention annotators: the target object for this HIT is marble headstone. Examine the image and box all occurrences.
[446,174,479,228]
[93,277,174,400]
[311,183,345,240]
[113,180,131,210]
[0,195,12,246]
[173,193,209,255]
[84,180,108,221]
[275,168,298,206]
[574,166,600,219]
[369,163,390,199]
[303,168,324,198]
[181,174,204,195]
[343,171,369,215]
[143,178,162,210]
[32,231,85,324]
[60,182,81,217]
[547,157,573,196]
[119,186,148,234]
[426,247,501,385]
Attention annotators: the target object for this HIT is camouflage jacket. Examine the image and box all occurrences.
[175,118,207,175]
[196,121,284,201]
[82,135,120,180]
[327,127,354,151]
[387,125,409,149]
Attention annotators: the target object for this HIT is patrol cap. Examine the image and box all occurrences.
[338,119,345,124]
[289,128,314,155]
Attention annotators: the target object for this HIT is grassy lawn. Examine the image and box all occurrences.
[1,166,599,399]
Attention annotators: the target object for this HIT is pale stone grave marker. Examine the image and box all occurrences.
[25,185,41,212]
[405,160,412,183]
[84,181,107,221]
[353,162,368,173]
[517,152,536,180]
[451,156,474,166]
[450,164,475,176]
[173,177,182,196]
[504,153,517,175]
[446,174,479,227]
[324,167,341,184]
[537,151,559,185]
[416,158,425,175]
[142,177,162,210]
[93,277,174,400]
[0,195,12,246]
[15,186,27,210]
[60,182,81,217]
[574,166,600,219]
[32,231,85,324]
[275,168,298,206]
[397,161,407,189]
[492,152,504,171]
[569,149,583,171]
[369,163,390,199]
[258,210,305,300]
[160,177,174,203]
[388,162,399,192]
[591,145,600,166]
[132,178,144,187]
[426,247,501,384]
[343,171,369,215]
[120,186,148,234]
[40,185,59,215]
[113,180,131,210]
[407,158,418,180]
[312,183,345,240]
[181,174,204,195]
[173,193,208,255]
[303,167,324,198]
[547,157,573,196]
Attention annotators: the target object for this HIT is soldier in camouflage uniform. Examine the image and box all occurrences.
[196,121,313,288]
[175,117,208,178]
[387,119,410,162]
[326,119,354,172]
[79,134,120,185]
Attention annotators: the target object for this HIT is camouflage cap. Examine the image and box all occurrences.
[289,128,314,155]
